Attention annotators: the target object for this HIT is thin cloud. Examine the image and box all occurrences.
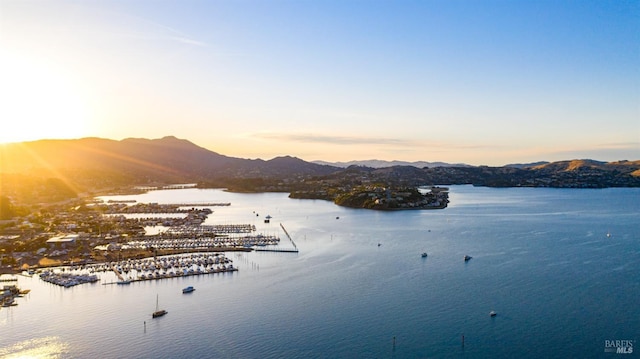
[594,142,639,150]
[139,21,207,47]
[149,20,208,47]
[253,133,410,146]
[252,133,497,150]
[97,6,208,47]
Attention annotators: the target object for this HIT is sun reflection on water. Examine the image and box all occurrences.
[0,337,69,359]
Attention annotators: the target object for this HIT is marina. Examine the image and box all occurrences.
[38,272,99,287]
[124,234,279,250]
[32,252,238,287]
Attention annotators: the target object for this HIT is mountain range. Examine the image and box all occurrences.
[1,136,639,201]
[312,159,474,168]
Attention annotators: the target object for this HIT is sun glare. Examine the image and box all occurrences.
[0,55,91,144]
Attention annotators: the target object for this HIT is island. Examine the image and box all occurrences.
[290,185,448,210]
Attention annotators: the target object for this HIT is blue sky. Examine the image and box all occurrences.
[1,0,638,165]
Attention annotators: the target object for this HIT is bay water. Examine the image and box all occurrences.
[1,186,638,358]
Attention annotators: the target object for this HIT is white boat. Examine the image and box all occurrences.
[490,311,497,317]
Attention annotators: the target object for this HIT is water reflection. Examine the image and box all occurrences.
[0,336,69,359]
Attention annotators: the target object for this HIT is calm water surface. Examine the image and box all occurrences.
[1,186,638,358]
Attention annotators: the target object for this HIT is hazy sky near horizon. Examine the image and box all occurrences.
[1,0,638,165]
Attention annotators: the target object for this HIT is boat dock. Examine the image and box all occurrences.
[254,248,299,253]
[39,272,99,287]
[102,266,238,285]
[97,253,237,285]
[253,223,300,253]
[172,203,230,207]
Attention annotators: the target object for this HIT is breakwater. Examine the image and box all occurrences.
[279,223,297,250]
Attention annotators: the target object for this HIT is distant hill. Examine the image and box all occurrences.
[505,161,550,169]
[312,159,472,168]
[320,160,640,189]
[532,159,615,171]
[0,136,340,190]
[531,159,640,178]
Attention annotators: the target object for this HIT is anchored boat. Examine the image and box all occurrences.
[152,294,167,318]
[182,286,195,294]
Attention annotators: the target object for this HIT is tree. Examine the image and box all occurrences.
[0,195,15,219]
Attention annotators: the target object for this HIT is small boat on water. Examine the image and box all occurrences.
[490,311,497,317]
[421,252,428,258]
[117,279,131,285]
[152,295,167,318]
[182,286,195,294]
[464,255,472,261]
[2,298,17,307]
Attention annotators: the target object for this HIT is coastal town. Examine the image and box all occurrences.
[0,200,255,275]
[0,182,447,277]
[0,195,256,307]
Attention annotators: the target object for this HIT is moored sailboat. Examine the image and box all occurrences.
[152,294,167,318]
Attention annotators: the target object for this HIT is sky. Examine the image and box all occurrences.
[1,0,638,166]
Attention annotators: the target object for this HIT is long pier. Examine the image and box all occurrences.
[255,223,300,253]
[111,264,125,281]
[280,223,297,250]
[254,248,299,253]
[173,203,230,207]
